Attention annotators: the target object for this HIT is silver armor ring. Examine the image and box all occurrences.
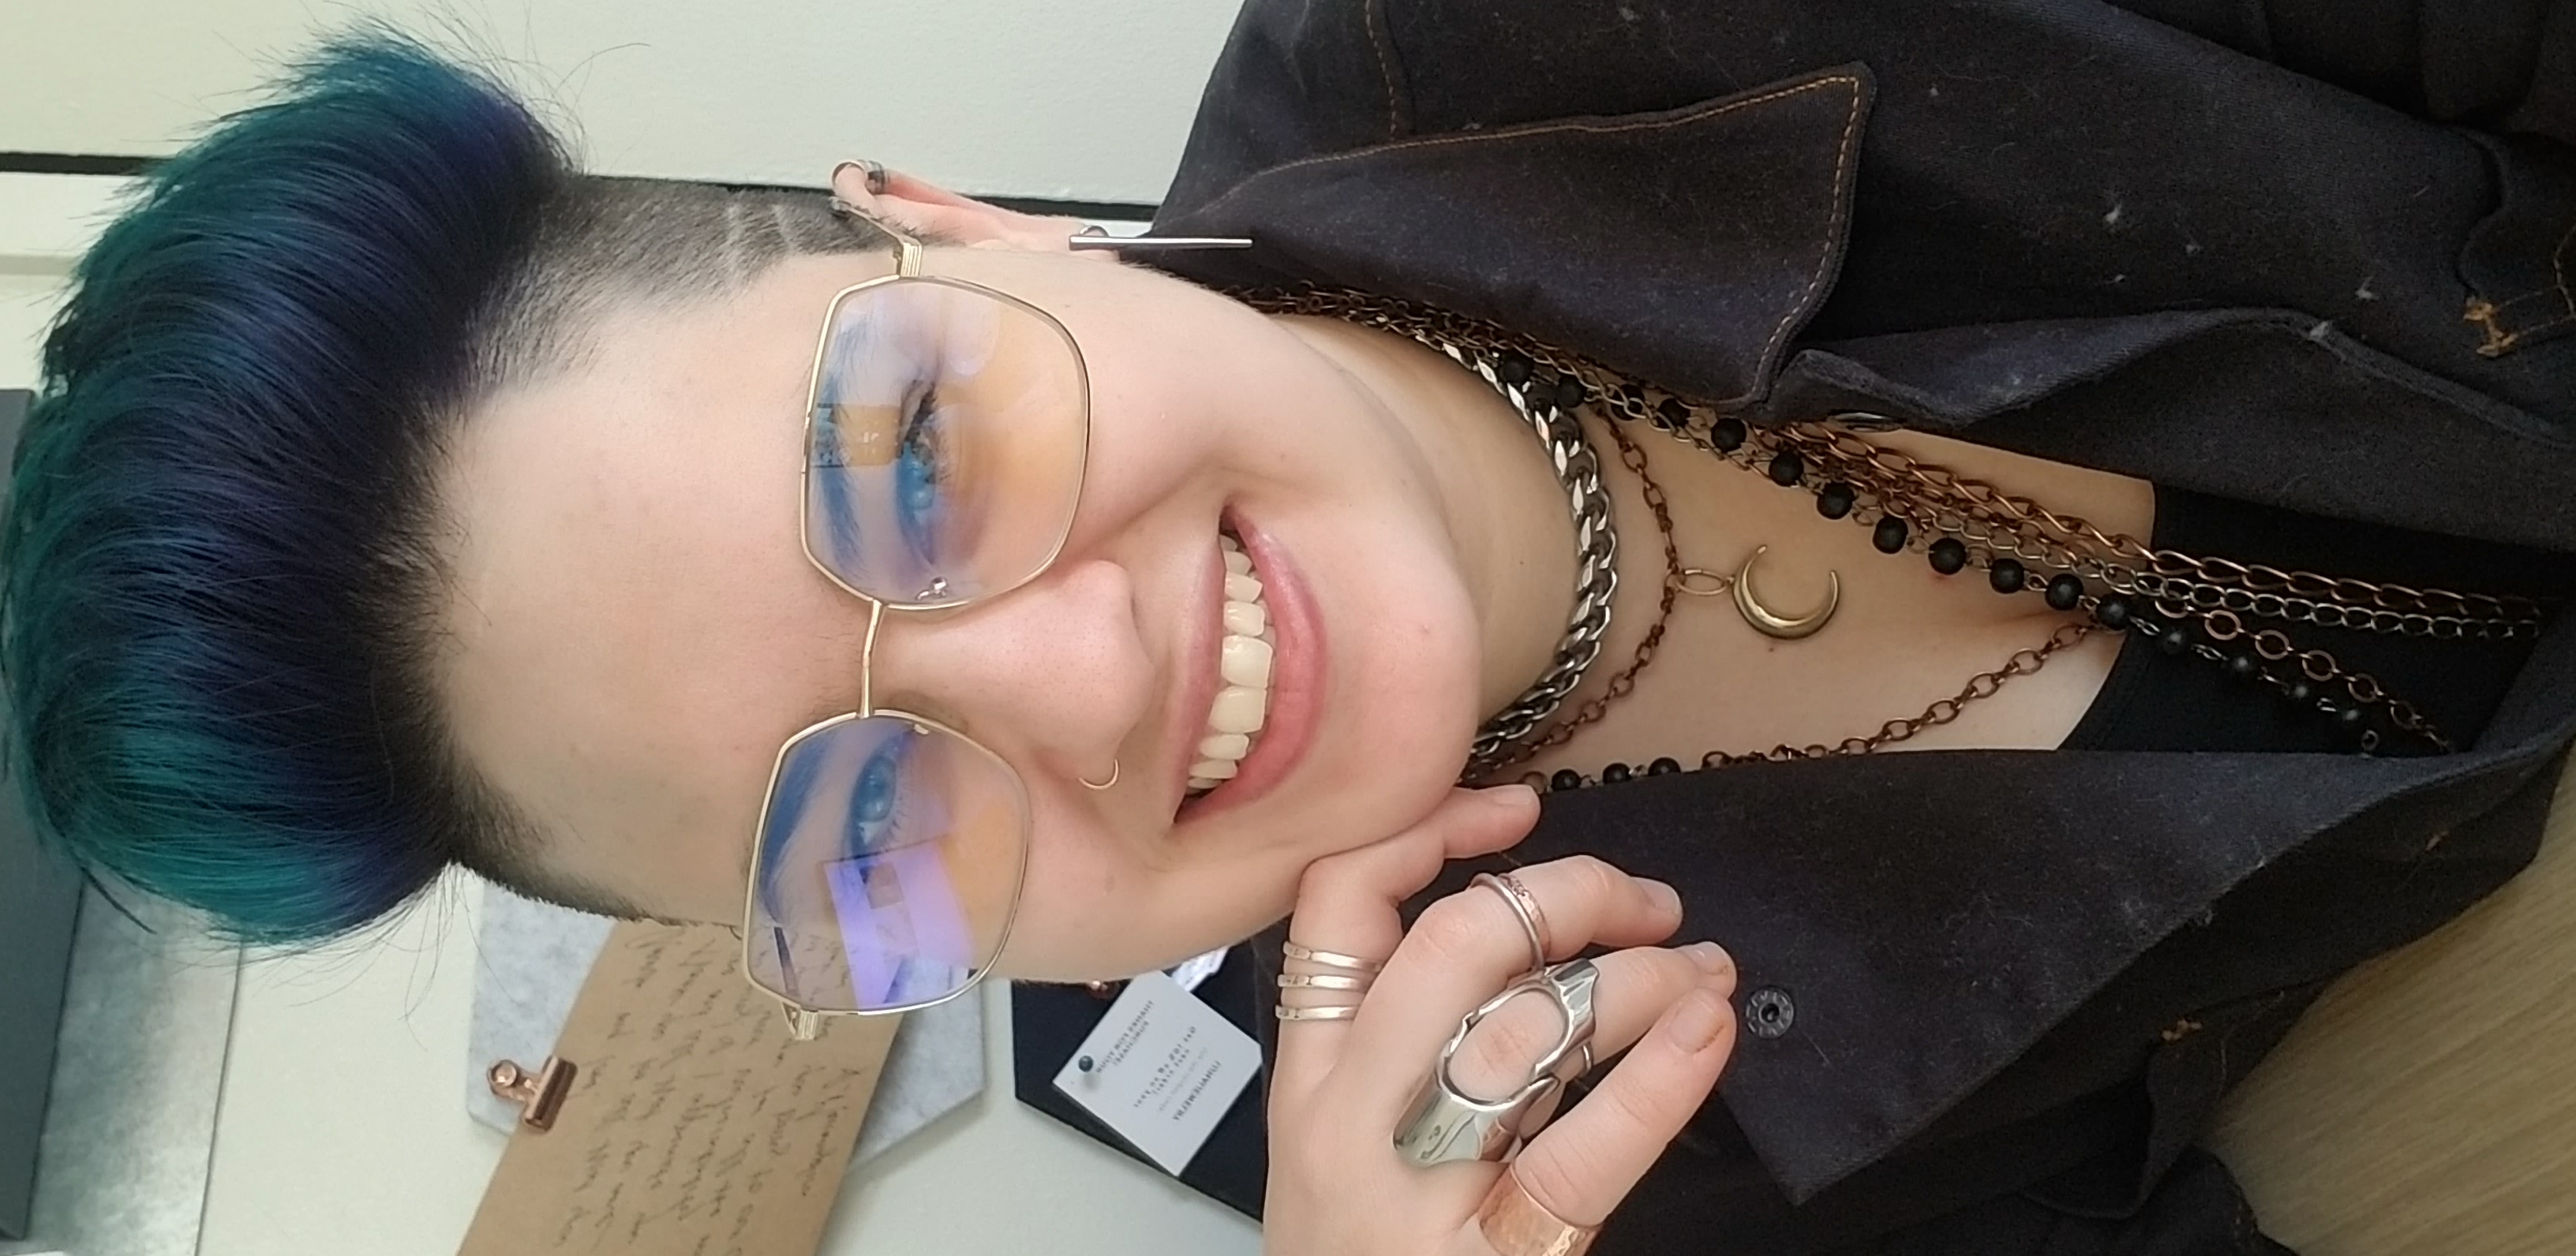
[1393,959,1601,1166]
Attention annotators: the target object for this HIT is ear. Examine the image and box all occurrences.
[829,163,1106,257]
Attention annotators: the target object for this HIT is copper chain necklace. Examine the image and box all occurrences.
[1242,288,2544,784]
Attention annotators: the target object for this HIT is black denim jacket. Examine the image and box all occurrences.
[1127,2,2576,1250]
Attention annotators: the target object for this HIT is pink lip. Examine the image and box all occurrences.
[1174,510,1323,823]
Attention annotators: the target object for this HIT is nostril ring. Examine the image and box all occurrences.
[1080,759,1121,791]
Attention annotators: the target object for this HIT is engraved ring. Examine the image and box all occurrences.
[1393,959,1601,1165]
[1474,871,1552,972]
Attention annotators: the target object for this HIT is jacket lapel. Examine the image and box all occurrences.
[1149,50,2576,554]
[1488,719,2567,1201]
[1151,67,1873,411]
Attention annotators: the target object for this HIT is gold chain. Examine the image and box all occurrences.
[1737,424,2477,752]
[1242,286,2533,771]
[1695,622,2099,765]
[1766,424,2541,630]
[1488,380,2104,781]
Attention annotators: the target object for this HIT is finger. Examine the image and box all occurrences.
[1445,941,1733,1101]
[1344,855,1686,1112]
[1270,786,1539,1104]
[1283,787,1541,990]
[829,161,884,211]
[1508,981,1738,1228]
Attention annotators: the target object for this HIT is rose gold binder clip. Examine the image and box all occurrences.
[486,1056,578,1132]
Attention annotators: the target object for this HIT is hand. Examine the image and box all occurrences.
[1262,785,1739,1255]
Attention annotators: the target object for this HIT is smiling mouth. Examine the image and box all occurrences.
[1184,525,1274,798]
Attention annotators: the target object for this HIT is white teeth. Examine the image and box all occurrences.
[1208,685,1267,734]
[1220,637,1273,688]
[1191,530,1275,798]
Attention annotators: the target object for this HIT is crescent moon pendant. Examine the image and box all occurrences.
[1732,545,1841,640]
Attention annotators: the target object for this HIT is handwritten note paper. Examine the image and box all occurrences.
[459,922,901,1256]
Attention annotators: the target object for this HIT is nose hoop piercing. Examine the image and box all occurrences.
[1080,759,1121,791]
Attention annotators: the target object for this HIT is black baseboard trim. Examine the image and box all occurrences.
[0,152,156,178]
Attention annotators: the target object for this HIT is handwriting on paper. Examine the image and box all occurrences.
[459,922,902,1256]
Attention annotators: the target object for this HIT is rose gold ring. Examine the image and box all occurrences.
[1473,871,1552,971]
[1282,940,1387,974]
[1275,939,1389,1022]
[1475,1167,1597,1256]
[1273,1003,1361,1022]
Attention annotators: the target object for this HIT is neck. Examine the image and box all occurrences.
[1268,315,1586,724]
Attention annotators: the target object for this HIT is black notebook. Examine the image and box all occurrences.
[1011,944,1272,1220]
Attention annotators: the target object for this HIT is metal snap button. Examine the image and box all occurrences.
[1744,986,1796,1039]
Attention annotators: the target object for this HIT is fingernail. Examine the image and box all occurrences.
[1668,987,1729,1052]
[1488,783,1538,806]
[1642,879,1682,918]
[1683,940,1732,976]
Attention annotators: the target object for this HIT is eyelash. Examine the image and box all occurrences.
[845,732,934,857]
[897,386,952,484]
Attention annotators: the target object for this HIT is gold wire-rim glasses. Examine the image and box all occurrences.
[739,213,1091,1041]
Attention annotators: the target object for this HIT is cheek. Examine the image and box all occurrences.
[994,832,1165,981]
[994,809,1316,982]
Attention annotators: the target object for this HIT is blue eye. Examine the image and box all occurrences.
[844,732,912,854]
[894,386,949,566]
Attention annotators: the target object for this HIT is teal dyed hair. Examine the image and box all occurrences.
[3,33,885,941]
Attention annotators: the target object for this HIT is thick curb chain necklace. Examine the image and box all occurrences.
[1382,332,1622,771]
[1240,288,2545,784]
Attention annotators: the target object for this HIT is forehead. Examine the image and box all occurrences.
[436,254,886,910]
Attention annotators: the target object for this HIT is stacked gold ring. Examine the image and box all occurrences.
[1275,940,1387,1021]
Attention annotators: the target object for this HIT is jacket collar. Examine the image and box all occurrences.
[1478,616,2576,1202]
[1149,66,1874,413]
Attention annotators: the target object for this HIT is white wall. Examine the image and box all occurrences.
[0,174,113,390]
[0,1,1236,204]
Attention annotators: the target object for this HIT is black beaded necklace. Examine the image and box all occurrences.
[1532,393,2545,791]
[1238,287,2546,791]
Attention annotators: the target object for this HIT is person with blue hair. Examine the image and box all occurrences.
[10,5,2576,1253]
